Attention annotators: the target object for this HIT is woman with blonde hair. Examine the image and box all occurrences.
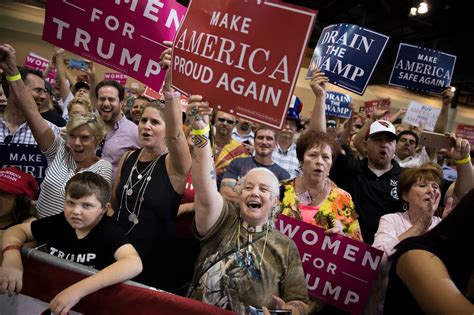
[0,48,112,220]
[66,96,93,117]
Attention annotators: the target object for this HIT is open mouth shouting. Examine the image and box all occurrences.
[247,201,262,210]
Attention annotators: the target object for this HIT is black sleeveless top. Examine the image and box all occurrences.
[113,149,182,290]
[384,237,471,314]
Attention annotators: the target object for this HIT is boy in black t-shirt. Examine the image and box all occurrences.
[0,172,142,314]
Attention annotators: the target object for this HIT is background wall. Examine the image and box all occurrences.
[1,2,472,129]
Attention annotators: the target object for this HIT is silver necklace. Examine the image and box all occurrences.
[116,149,167,234]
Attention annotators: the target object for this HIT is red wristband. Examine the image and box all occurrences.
[2,244,22,254]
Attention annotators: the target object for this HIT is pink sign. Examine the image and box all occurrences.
[277,215,383,315]
[24,52,57,85]
[171,0,316,129]
[42,0,186,92]
[456,124,474,145]
[104,72,127,85]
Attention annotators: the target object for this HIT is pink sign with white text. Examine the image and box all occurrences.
[104,73,127,85]
[24,52,57,85]
[171,0,316,129]
[42,0,186,92]
[277,215,383,315]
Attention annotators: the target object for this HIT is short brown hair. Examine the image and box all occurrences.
[65,172,111,207]
[254,126,278,141]
[397,162,443,202]
[296,130,341,163]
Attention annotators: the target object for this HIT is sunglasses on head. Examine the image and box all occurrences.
[217,117,236,124]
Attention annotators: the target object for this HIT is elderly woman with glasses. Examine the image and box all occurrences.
[0,43,112,219]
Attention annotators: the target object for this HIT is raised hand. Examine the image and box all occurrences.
[187,95,212,131]
[448,134,470,161]
[0,44,19,76]
[309,70,329,98]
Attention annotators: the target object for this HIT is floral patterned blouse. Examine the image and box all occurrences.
[279,178,363,241]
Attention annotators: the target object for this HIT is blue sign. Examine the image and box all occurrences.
[325,91,352,119]
[0,143,48,186]
[307,24,389,95]
[389,43,456,94]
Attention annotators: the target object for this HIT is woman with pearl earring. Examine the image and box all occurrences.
[185,95,309,314]
[111,41,191,291]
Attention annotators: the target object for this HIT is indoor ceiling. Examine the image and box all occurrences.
[8,0,474,108]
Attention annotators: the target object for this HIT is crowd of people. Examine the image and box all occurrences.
[1,38,473,315]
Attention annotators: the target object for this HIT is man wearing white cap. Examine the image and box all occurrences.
[331,119,404,244]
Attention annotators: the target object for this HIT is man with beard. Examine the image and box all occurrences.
[1,67,60,144]
[213,111,248,188]
[95,80,140,179]
[272,96,303,179]
[220,127,290,202]
[231,118,254,154]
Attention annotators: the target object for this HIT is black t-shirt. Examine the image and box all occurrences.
[331,155,403,244]
[41,110,66,127]
[31,213,129,270]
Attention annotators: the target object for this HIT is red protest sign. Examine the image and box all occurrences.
[363,99,391,120]
[456,124,474,145]
[171,0,316,129]
[143,86,189,112]
[277,215,383,315]
[42,0,186,92]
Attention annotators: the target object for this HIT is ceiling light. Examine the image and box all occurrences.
[409,7,418,16]
[418,2,428,14]
[450,86,456,92]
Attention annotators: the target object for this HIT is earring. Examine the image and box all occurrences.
[403,202,408,211]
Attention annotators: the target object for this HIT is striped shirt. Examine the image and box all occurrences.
[272,142,300,179]
[0,120,60,145]
[36,135,112,218]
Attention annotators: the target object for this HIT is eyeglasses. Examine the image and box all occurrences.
[399,137,416,146]
[96,139,105,158]
[217,118,236,125]
[3,135,13,144]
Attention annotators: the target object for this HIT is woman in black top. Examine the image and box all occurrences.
[384,189,474,314]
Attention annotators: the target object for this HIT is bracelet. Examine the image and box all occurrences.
[191,124,210,136]
[163,90,181,100]
[6,73,22,82]
[454,155,471,165]
[2,244,22,254]
[192,134,209,148]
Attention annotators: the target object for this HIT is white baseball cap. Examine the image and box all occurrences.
[367,120,397,140]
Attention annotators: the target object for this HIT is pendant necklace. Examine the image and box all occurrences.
[116,148,167,234]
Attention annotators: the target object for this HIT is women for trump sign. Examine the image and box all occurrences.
[277,215,383,315]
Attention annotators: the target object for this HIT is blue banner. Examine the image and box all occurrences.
[325,91,352,119]
[306,24,389,95]
[0,143,48,186]
[389,43,456,93]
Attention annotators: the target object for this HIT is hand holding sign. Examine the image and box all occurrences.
[159,41,173,89]
[187,95,212,131]
[309,70,329,98]
[0,44,19,76]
